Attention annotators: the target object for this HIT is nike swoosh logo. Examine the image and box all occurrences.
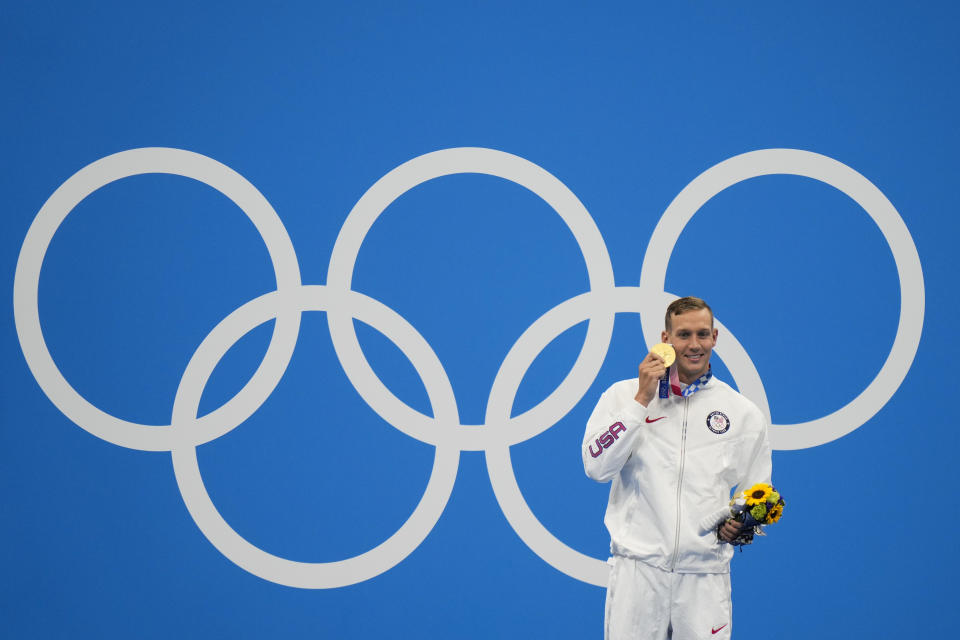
[645,416,666,423]
[712,624,727,634]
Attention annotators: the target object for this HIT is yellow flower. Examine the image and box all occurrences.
[766,503,784,524]
[743,483,773,506]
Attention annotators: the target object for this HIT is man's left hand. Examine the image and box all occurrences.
[718,519,743,543]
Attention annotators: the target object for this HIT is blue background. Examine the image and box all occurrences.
[1,2,956,637]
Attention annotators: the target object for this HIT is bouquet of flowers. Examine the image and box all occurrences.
[720,483,784,547]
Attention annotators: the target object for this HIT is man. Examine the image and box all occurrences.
[582,297,772,640]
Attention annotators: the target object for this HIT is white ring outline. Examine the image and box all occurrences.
[12,148,303,451]
[326,147,616,451]
[638,149,925,450]
[171,286,459,589]
[13,146,925,589]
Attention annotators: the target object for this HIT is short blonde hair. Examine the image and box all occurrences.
[665,296,713,331]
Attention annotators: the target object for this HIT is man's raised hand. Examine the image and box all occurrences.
[634,351,667,407]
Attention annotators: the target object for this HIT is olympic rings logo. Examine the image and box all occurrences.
[13,147,924,589]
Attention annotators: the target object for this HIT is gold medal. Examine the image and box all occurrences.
[651,343,675,367]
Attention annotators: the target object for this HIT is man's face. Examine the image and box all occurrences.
[661,308,718,384]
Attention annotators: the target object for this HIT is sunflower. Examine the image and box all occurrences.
[766,503,784,524]
[743,483,773,506]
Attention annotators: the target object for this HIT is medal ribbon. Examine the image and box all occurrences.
[658,365,712,399]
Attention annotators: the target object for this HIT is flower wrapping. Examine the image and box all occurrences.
[720,483,785,547]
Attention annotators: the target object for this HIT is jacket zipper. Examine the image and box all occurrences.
[670,397,689,571]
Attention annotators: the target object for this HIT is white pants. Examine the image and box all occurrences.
[605,556,732,640]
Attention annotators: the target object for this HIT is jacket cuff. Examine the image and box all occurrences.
[698,505,732,533]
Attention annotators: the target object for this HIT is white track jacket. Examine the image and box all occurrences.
[583,377,772,574]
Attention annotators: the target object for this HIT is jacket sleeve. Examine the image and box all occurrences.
[698,406,773,533]
[582,382,650,483]
[733,407,773,501]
